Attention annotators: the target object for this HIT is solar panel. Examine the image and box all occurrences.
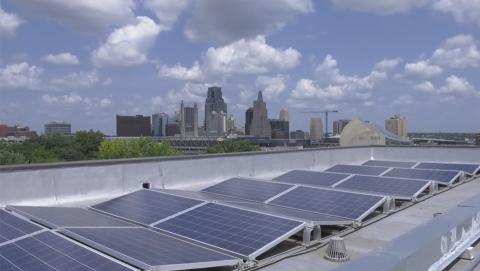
[334,175,431,199]
[269,186,385,221]
[414,162,480,175]
[62,227,239,271]
[155,203,304,258]
[0,210,43,244]
[363,160,416,168]
[7,206,135,229]
[92,189,204,225]
[154,189,251,203]
[383,167,461,185]
[273,170,351,187]
[325,164,390,176]
[202,177,294,202]
[0,231,133,271]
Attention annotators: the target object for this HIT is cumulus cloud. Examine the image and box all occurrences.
[433,0,480,26]
[151,83,208,113]
[143,0,189,30]
[289,55,390,108]
[373,58,403,71]
[49,70,100,90]
[431,34,480,68]
[0,62,43,89]
[393,95,415,105]
[42,93,112,109]
[414,81,436,92]
[185,0,314,44]
[404,60,443,79]
[439,75,475,93]
[255,74,288,100]
[12,0,135,32]
[92,16,161,67]
[42,52,79,65]
[333,0,429,14]
[159,36,301,81]
[0,4,23,38]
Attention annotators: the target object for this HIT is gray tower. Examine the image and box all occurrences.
[205,86,227,136]
[251,91,271,138]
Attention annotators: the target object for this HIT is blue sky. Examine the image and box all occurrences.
[1,0,479,135]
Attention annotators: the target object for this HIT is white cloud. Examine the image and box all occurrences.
[373,58,403,71]
[333,0,429,14]
[433,0,480,26]
[158,61,204,81]
[143,0,189,30]
[49,70,100,90]
[151,83,207,113]
[431,34,480,68]
[185,0,314,44]
[255,74,288,100]
[394,95,414,105]
[414,81,436,92]
[0,5,23,38]
[159,36,301,81]
[12,0,135,32]
[404,60,443,79]
[92,16,161,67]
[42,93,113,109]
[0,62,43,89]
[42,52,79,65]
[439,75,475,93]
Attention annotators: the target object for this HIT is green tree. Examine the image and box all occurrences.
[98,138,179,159]
[0,149,27,165]
[74,130,104,159]
[206,141,260,154]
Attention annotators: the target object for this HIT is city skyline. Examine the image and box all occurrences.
[1,1,480,134]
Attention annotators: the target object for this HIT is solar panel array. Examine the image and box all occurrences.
[335,175,430,199]
[0,231,133,271]
[0,210,43,244]
[274,170,350,187]
[202,177,294,202]
[414,162,480,175]
[155,203,304,257]
[92,189,203,225]
[62,227,239,270]
[383,167,460,185]
[325,164,390,176]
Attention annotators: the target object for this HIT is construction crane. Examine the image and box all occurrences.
[301,110,339,138]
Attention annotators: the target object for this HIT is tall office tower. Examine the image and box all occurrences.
[227,115,236,132]
[206,111,227,136]
[44,121,72,136]
[116,115,151,137]
[251,91,271,138]
[245,108,254,135]
[205,86,227,136]
[179,101,199,137]
[279,108,290,122]
[151,113,168,136]
[385,115,408,139]
[270,119,289,139]
[310,118,323,142]
[333,119,351,135]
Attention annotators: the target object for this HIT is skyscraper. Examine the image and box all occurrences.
[179,101,199,137]
[152,113,168,136]
[227,115,236,132]
[279,108,290,122]
[251,91,271,138]
[245,108,254,135]
[44,121,72,136]
[270,119,289,139]
[205,86,227,136]
[116,115,150,137]
[310,118,323,142]
[385,115,408,139]
[333,119,351,135]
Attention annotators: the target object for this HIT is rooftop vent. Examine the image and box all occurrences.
[142,182,151,189]
[325,237,350,262]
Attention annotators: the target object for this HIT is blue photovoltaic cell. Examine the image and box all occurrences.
[202,178,294,202]
[415,162,480,175]
[64,227,238,270]
[274,170,350,187]
[0,231,132,271]
[156,203,303,257]
[92,189,203,225]
[0,210,42,244]
[383,167,461,185]
[7,206,134,228]
[363,160,416,168]
[269,186,385,220]
[325,164,389,176]
[335,175,430,198]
